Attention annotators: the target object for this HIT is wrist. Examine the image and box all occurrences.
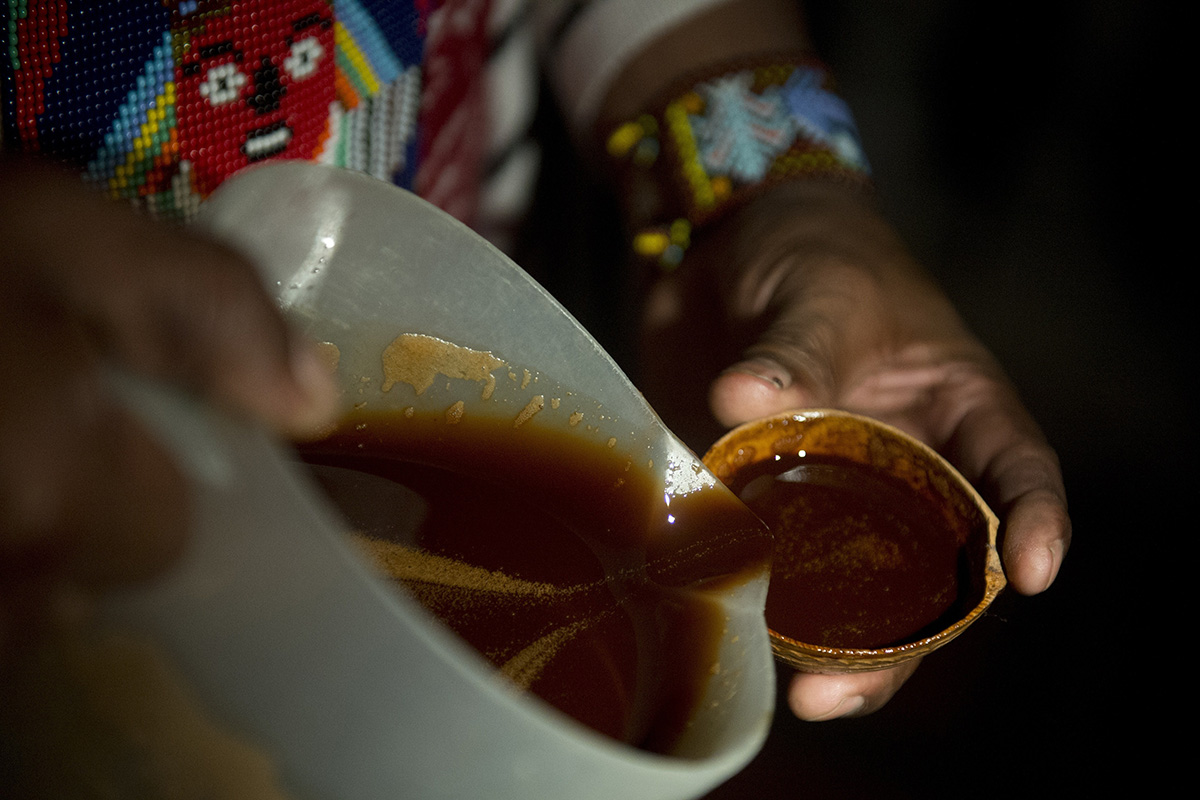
[603,57,872,270]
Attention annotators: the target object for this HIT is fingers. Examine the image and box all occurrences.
[709,359,822,428]
[707,222,1071,598]
[1,159,341,656]
[707,256,882,427]
[984,427,1070,596]
[82,243,341,438]
[937,383,1071,595]
[1002,489,1070,595]
[0,292,188,594]
[1,160,339,437]
[787,660,921,721]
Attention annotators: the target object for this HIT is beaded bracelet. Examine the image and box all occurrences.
[605,57,871,269]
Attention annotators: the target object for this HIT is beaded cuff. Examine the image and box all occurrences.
[606,57,871,268]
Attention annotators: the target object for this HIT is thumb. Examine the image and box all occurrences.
[708,280,858,427]
[709,356,825,428]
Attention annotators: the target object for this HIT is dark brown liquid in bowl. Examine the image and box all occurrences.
[297,410,771,754]
[726,454,985,650]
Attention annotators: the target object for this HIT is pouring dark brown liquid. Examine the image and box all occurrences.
[725,453,980,650]
[297,409,771,754]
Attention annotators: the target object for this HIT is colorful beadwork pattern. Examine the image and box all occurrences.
[608,59,871,267]
[323,0,426,189]
[1,0,440,221]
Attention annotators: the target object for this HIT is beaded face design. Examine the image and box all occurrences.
[174,0,335,196]
[3,1,439,219]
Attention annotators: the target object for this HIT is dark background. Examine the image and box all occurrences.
[516,2,1183,796]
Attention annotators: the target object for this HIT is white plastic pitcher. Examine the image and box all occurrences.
[100,163,774,800]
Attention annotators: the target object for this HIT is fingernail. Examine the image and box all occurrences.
[722,358,791,390]
[1028,539,1065,594]
[813,694,865,721]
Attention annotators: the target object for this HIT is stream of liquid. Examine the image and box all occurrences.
[297,408,772,753]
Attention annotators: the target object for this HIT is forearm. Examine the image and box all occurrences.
[559,0,871,276]
[593,0,814,133]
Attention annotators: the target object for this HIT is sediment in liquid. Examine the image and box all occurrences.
[727,454,980,650]
[299,408,771,752]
